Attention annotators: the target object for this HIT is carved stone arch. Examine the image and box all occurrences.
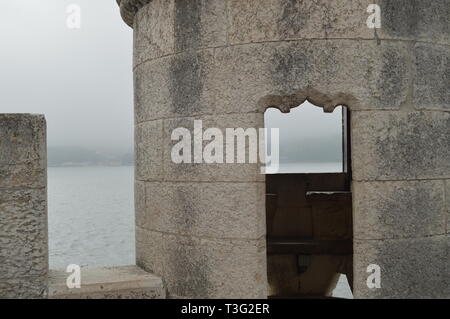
[258,87,361,113]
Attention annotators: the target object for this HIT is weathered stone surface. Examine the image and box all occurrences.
[137,181,265,239]
[0,114,47,299]
[0,276,47,299]
[352,111,450,181]
[0,189,48,280]
[117,0,151,27]
[0,161,46,189]
[0,115,46,189]
[171,0,227,52]
[228,0,375,44]
[354,236,449,298]
[213,40,411,114]
[137,228,267,298]
[135,120,163,181]
[48,266,165,299]
[378,0,450,45]
[134,49,216,123]
[0,114,46,165]
[134,0,227,66]
[228,0,326,43]
[413,43,450,111]
[162,113,265,182]
[447,180,450,233]
[134,180,146,220]
[353,180,446,240]
[133,0,175,65]
[122,0,450,46]
[135,40,411,120]
[136,227,164,276]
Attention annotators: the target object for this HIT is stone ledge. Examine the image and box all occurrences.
[117,0,152,27]
[48,265,165,299]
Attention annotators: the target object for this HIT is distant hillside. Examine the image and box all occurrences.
[48,146,133,167]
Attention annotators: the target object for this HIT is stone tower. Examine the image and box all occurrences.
[118,0,450,298]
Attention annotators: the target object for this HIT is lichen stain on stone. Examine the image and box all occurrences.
[169,53,203,116]
[374,113,449,178]
[271,48,309,90]
[380,0,420,37]
[278,0,308,38]
[377,48,406,106]
[380,0,450,38]
[168,239,211,298]
[174,0,201,52]
[175,186,198,231]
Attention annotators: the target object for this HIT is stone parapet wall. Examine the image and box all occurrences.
[0,114,48,299]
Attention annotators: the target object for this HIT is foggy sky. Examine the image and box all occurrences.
[0,0,343,162]
[0,0,133,152]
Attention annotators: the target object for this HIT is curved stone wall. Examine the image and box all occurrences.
[119,0,450,298]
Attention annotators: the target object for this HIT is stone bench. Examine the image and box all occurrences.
[49,265,165,299]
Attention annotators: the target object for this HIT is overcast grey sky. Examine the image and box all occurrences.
[0,0,343,166]
[0,0,133,152]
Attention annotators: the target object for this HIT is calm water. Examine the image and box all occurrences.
[47,165,352,298]
[48,166,135,270]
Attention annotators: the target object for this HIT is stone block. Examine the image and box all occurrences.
[0,189,48,280]
[353,236,449,298]
[137,181,265,239]
[352,111,450,181]
[0,115,47,299]
[137,229,267,298]
[353,180,446,240]
[413,43,450,111]
[134,0,175,66]
[172,0,227,52]
[135,120,163,181]
[0,276,47,299]
[0,114,46,165]
[377,0,450,45]
[134,49,216,123]
[134,0,228,66]
[162,114,265,182]
[134,181,146,219]
[136,227,164,277]
[0,161,46,189]
[447,180,450,233]
[228,0,375,44]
